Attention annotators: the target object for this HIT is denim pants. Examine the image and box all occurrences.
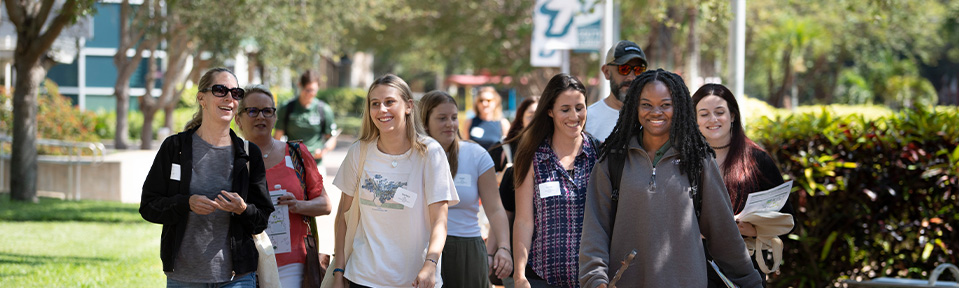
[166,272,256,288]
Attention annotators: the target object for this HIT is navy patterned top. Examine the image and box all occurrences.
[529,132,599,287]
[469,117,504,151]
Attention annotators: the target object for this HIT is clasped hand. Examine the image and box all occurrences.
[276,192,302,213]
[190,191,247,215]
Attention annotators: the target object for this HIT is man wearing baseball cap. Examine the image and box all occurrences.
[584,40,647,142]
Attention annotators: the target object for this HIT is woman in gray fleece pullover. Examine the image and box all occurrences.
[578,69,762,288]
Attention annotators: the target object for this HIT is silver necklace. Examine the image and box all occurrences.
[262,139,276,158]
[384,149,411,168]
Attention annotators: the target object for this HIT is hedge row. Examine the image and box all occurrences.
[751,107,958,287]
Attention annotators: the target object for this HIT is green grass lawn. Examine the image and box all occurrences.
[0,195,164,287]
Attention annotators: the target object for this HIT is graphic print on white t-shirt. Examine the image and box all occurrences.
[360,173,409,211]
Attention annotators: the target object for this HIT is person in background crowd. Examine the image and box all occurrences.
[512,73,598,288]
[578,69,762,287]
[140,67,274,287]
[464,86,511,151]
[693,83,795,286]
[330,74,459,288]
[275,70,338,172]
[236,84,333,288]
[584,40,647,143]
[419,91,513,287]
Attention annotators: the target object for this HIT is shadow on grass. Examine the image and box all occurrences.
[0,252,113,266]
[0,193,142,223]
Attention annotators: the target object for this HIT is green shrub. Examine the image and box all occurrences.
[753,107,959,287]
[315,88,367,118]
[0,80,100,155]
[92,107,195,143]
[273,87,295,107]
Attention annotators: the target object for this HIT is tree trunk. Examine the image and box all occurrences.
[113,0,155,150]
[141,105,157,149]
[685,5,700,89]
[114,84,131,149]
[770,46,793,108]
[140,46,159,149]
[10,61,46,203]
[140,12,192,149]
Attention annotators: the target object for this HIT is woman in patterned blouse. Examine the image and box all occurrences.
[510,73,599,288]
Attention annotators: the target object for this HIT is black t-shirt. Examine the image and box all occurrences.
[499,166,516,212]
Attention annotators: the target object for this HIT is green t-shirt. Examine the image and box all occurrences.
[636,133,672,166]
[276,99,337,161]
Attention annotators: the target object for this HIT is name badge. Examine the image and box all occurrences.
[285,155,295,169]
[170,164,181,181]
[393,187,418,208]
[538,181,561,198]
[470,127,485,138]
[454,174,472,187]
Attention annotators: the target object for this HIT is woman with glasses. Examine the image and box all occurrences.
[463,86,510,151]
[578,69,762,287]
[418,91,513,287]
[236,84,333,288]
[512,73,599,288]
[140,67,274,287]
[330,74,459,288]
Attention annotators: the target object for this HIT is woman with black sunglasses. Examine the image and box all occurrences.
[236,84,333,288]
[140,68,274,287]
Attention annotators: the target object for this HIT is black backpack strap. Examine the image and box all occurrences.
[607,148,626,231]
[282,99,297,131]
[316,100,327,136]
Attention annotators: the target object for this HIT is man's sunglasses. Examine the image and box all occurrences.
[200,84,245,100]
[616,64,647,76]
[242,107,276,118]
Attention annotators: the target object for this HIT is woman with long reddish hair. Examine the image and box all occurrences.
[692,83,795,285]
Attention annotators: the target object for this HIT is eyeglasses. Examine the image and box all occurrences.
[200,84,245,100]
[616,64,647,76]
[242,107,276,118]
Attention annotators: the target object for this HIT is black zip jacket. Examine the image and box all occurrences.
[139,127,274,273]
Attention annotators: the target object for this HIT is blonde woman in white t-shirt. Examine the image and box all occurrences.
[331,74,460,288]
[419,91,513,287]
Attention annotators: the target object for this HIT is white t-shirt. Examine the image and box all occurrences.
[332,137,460,288]
[447,141,495,237]
[584,98,620,142]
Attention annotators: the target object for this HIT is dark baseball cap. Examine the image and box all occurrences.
[605,40,647,66]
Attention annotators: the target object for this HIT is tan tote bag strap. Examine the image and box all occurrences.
[343,141,368,261]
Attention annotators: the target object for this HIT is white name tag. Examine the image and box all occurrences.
[470,127,485,138]
[454,174,472,187]
[170,164,181,181]
[393,187,418,208]
[538,181,561,198]
[285,155,295,169]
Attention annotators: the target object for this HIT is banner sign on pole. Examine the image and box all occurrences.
[531,0,604,67]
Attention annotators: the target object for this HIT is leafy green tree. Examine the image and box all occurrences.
[745,0,950,108]
[4,0,97,202]
[113,0,162,150]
